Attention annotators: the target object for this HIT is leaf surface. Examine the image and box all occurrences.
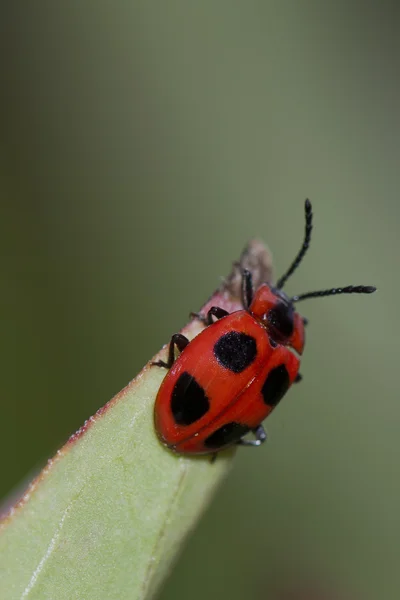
[0,242,273,600]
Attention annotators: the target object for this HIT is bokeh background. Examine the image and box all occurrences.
[1,3,398,599]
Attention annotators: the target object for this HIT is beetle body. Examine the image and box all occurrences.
[153,200,376,455]
[154,284,305,454]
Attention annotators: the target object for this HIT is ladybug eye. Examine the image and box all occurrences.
[267,302,294,339]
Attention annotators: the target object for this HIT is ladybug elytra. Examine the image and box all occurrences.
[154,200,376,455]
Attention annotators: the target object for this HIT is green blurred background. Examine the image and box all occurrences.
[1,2,398,599]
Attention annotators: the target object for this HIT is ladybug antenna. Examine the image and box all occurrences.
[276,199,313,290]
[292,285,376,303]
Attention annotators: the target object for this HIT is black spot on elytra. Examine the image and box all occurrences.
[171,372,209,425]
[204,422,250,449]
[261,364,290,407]
[213,331,257,373]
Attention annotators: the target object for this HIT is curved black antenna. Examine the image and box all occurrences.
[276,199,313,290]
[292,285,376,303]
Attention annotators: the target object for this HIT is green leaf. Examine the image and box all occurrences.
[0,242,273,600]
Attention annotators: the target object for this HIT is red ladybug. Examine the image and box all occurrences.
[153,200,376,455]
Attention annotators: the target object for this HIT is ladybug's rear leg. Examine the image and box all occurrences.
[152,333,189,369]
[237,424,267,447]
[190,306,229,326]
[294,373,302,383]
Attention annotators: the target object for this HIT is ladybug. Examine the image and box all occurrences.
[153,200,376,455]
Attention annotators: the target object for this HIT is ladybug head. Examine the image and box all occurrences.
[249,199,376,353]
[250,284,306,353]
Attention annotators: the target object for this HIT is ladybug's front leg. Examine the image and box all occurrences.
[191,306,229,326]
[237,424,267,447]
[152,333,189,369]
[241,268,254,310]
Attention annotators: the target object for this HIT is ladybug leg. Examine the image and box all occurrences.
[205,306,229,325]
[152,333,189,369]
[209,453,218,464]
[294,373,302,383]
[241,269,254,310]
[190,307,229,326]
[302,317,309,326]
[237,424,267,447]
